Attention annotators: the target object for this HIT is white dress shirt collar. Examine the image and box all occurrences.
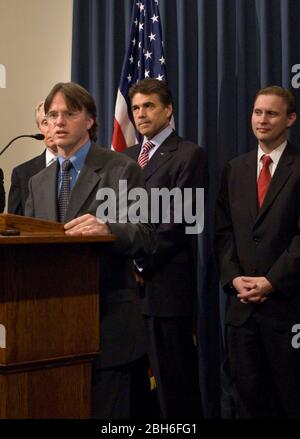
[142,125,173,160]
[46,148,57,167]
[257,141,287,178]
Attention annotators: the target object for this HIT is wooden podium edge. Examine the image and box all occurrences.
[0,213,65,233]
[0,234,116,245]
[0,214,116,244]
[0,351,100,374]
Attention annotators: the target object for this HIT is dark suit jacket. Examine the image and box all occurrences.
[215,143,300,328]
[8,151,46,215]
[0,168,5,213]
[125,132,208,317]
[25,143,156,368]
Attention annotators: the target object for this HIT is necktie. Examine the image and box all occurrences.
[257,154,272,208]
[58,159,72,222]
[138,141,155,168]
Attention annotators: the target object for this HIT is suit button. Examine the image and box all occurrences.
[253,237,260,244]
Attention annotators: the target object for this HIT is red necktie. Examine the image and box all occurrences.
[257,155,272,208]
[138,141,155,168]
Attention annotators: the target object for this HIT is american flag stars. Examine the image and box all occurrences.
[112,0,169,151]
[125,0,167,83]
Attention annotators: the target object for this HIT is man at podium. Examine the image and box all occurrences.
[25,82,156,419]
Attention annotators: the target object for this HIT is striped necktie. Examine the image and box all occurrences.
[58,159,72,222]
[138,141,155,168]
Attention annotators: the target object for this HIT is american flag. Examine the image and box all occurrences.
[111,0,169,152]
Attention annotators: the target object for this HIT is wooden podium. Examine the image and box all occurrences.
[0,214,115,418]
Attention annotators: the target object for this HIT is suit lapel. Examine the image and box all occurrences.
[40,161,58,221]
[126,144,141,162]
[256,144,293,222]
[32,151,47,174]
[244,150,259,222]
[65,143,104,220]
[143,132,178,180]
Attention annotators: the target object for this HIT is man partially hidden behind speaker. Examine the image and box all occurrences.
[8,102,57,215]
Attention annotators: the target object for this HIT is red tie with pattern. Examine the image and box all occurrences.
[257,154,272,209]
[138,141,155,168]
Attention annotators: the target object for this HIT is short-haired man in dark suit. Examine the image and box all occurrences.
[0,168,5,212]
[215,86,300,418]
[8,102,57,215]
[125,78,207,418]
[25,82,156,418]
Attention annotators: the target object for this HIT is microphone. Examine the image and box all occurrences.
[0,133,45,156]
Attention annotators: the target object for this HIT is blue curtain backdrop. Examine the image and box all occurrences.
[72,0,300,418]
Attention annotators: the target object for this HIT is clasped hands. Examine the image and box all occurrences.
[232,276,273,304]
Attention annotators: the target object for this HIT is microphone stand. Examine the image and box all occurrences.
[0,134,44,157]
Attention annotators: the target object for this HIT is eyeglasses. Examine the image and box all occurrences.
[46,111,81,123]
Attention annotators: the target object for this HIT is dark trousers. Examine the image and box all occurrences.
[227,312,300,418]
[92,355,154,419]
[144,315,202,419]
